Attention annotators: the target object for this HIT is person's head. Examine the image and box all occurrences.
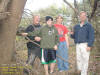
[79,11,87,22]
[56,15,63,24]
[33,15,40,25]
[46,16,53,27]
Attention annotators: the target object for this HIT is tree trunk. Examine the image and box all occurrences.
[0,0,27,64]
[93,1,100,52]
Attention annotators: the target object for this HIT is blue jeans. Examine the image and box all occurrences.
[57,41,69,70]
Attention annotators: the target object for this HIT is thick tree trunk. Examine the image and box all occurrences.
[93,1,100,52]
[0,0,27,64]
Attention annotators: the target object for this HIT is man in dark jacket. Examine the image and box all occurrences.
[71,11,94,75]
[25,15,41,66]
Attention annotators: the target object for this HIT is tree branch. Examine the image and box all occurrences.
[63,0,78,14]
[74,0,79,12]
[89,0,99,21]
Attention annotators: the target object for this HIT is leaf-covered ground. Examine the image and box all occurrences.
[15,45,100,75]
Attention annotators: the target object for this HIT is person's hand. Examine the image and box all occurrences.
[67,44,69,49]
[35,37,41,41]
[21,33,28,36]
[87,47,91,51]
[54,45,58,50]
[70,31,74,35]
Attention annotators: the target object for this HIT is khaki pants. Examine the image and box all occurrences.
[76,43,90,75]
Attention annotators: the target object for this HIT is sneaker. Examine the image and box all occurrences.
[59,70,64,72]
[50,71,54,74]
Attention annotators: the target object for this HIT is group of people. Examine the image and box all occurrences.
[21,11,94,75]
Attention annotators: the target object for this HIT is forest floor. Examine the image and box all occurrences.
[15,45,100,75]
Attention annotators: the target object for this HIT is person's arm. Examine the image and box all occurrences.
[24,25,36,40]
[65,34,69,49]
[21,25,31,36]
[70,32,75,39]
[22,28,42,41]
[54,29,59,50]
[21,30,36,36]
[87,24,94,51]
[25,25,33,33]
[70,26,75,39]
[55,29,59,45]
[29,28,42,41]
[64,26,69,48]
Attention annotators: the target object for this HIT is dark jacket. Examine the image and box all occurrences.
[28,25,59,49]
[71,22,94,47]
[25,24,41,49]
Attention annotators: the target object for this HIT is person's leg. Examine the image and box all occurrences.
[30,47,41,66]
[80,43,90,75]
[57,41,69,71]
[26,48,36,67]
[63,42,69,70]
[44,64,49,75]
[29,53,36,66]
[26,48,31,64]
[35,47,41,60]
[57,57,63,70]
[48,50,56,73]
[50,63,56,73]
[57,42,64,70]
[76,44,82,73]
[41,49,49,75]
